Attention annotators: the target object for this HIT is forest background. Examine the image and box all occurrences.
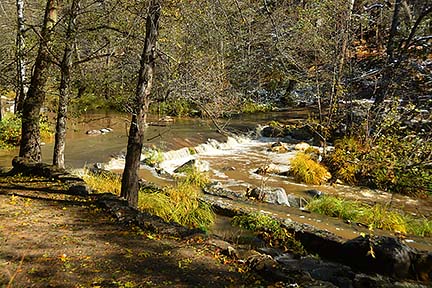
[0,0,431,203]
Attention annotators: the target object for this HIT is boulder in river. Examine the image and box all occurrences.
[268,142,289,153]
[294,142,310,151]
[341,235,432,281]
[86,128,113,135]
[246,187,291,206]
[261,126,286,138]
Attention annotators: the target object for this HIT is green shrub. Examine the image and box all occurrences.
[143,148,164,167]
[325,136,432,196]
[241,101,272,113]
[0,114,52,149]
[0,114,22,148]
[290,152,330,185]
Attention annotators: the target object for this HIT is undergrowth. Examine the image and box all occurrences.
[0,113,52,149]
[306,195,432,236]
[231,213,306,255]
[325,134,432,196]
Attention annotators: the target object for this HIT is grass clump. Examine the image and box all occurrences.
[305,195,361,222]
[290,152,330,185]
[232,213,305,255]
[139,181,214,230]
[82,170,121,195]
[175,166,210,188]
[241,101,272,114]
[306,195,432,236]
[82,167,214,230]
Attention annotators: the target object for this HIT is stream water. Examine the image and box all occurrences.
[1,111,431,251]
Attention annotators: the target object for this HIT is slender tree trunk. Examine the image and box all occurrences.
[15,0,27,114]
[53,0,79,168]
[387,0,402,62]
[374,0,402,107]
[19,0,57,162]
[121,0,161,207]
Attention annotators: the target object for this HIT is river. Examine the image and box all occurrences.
[1,111,431,251]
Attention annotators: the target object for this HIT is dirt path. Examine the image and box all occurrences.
[0,176,263,288]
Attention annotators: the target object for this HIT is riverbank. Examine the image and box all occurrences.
[1,161,432,287]
[0,174,265,287]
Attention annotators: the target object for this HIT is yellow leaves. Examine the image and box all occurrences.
[9,195,18,205]
[59,253,69,262]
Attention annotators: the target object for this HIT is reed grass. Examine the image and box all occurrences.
[306,195,432,236]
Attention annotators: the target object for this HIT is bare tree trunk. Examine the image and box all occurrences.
[121,0,160,207]
[19,0,57,162]
[15,0,27,114]
[374,0,402,107]
[387,0,402,62]
[53,0,79,168]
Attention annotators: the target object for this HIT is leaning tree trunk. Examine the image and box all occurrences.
[19,0,57,162]
[15,0,27,114]
[121,0,161,207]
[53,0,79,168]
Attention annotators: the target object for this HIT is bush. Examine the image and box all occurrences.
[290,152,330,185]
[143,148,163,167]
[0,114,52,149]
[241,101,272,113]
[325,136,432,196]
[0,114,22,148]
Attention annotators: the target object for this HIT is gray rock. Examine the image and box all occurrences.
[247,187,290,206]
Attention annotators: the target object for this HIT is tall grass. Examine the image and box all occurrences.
[139,182,214,229]
[82,168,214,230]
[306,195,432,236]
[82,170,121,195]
[290,152,330,185]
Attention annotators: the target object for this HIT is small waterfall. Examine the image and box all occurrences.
[162,147,193,162]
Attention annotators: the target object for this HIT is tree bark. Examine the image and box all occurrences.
[53,0,79,168]
[386,0,402,62]
[15,0,27,114]
[121,0,161,208]
[19,0,57,162]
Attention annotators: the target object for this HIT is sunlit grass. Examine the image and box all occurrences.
[306,195,432,236]
[139,181,214,230]
[82,168,214,230]
[82,170,121,195]
[290,152,330,185]
[175,166,210,188]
